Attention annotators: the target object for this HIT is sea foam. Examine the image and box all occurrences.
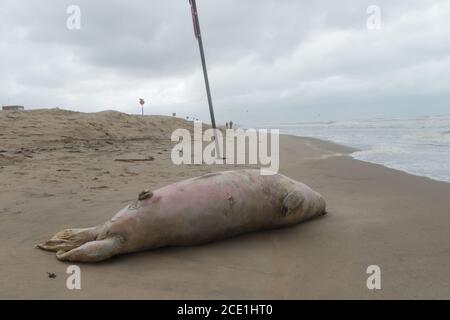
[262,116,450,183]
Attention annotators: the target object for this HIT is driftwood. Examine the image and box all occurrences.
[114,156,154,162]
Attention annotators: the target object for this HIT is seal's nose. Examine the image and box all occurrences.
[319,196,327,215]
[315,194,327,216]
[303,192,327,221]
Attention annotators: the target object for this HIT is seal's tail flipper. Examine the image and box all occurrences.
[56,236,124,262]
[36,227,98,252]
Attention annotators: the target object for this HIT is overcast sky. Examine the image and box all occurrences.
[1,0,449,124]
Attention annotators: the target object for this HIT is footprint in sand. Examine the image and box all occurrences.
[13,172,28,176]
[1,208,22,215]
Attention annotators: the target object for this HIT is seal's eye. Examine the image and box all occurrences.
[138,190,153,201]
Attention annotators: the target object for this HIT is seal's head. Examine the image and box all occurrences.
[282,187,327,222]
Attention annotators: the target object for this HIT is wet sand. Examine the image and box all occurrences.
[0,110,449,299]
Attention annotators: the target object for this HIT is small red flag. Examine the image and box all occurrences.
[189,0,201,39]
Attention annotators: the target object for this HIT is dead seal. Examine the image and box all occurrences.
[37,169,327,262]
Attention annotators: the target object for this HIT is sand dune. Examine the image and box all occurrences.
[0,109,196,157]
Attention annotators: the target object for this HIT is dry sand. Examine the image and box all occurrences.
[0,109,449,299]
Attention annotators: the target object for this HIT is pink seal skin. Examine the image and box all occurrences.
[37,170,326,262]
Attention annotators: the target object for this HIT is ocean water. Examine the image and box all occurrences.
[262,116,450,183]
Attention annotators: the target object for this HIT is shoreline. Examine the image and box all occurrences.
[0,110,449,299]
[288,134,450,186]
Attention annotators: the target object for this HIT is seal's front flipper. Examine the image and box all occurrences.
[281,191,305,216]
[56,236,124,262]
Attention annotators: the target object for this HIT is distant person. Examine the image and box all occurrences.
[229,121,233,129]
[226,122,229,129]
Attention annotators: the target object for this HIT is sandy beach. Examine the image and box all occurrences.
[0,109,449,299]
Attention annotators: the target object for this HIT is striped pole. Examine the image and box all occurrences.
[189,0,221,159]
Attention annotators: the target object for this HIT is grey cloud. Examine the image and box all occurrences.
[0,0,449,123]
